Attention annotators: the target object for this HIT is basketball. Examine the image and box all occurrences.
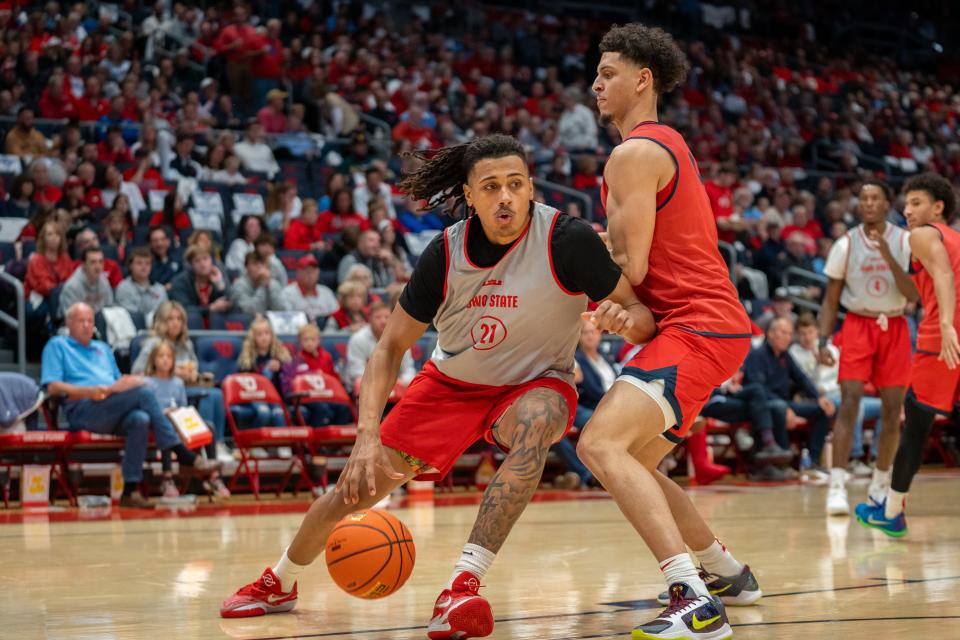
[325,509,416,599]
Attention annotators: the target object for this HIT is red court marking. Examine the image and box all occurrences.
[0,490,612,525]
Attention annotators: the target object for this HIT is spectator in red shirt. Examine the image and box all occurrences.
[97,125,133,164]
[705,162,741,243]
[75,161,104,211]
[284,198,325,251]
[781,204,822,252]
[391,104,439,149]
[30,161,62,206]
[251,18,284,107]
[25,220,75,300]
[124,149,165,195]
[213,5,259,107]
[318,189,371,235]
[149,191,192,237]
[38,77,78,119]
[73,76,109,122]
[256,89,288,134]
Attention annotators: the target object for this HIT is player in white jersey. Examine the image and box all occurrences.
[818,179,918,515]
[221,135,656,639]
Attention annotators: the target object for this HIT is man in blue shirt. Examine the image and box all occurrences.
[41,302,219,508]
[742,317,836,478]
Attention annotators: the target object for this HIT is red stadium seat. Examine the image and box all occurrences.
[289,373,357,489]
[0,430,74,507]
[222,373,314,499]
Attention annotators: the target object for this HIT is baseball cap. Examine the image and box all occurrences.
[296,254,319,269]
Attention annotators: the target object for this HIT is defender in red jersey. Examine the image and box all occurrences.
[578,24,759,640]
[856,173,960,538]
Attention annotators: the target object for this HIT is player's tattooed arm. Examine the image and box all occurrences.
[467,388,569,552]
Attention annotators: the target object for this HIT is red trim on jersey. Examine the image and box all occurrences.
[441,227,450,301]
[462,215,532,270]
[547,210,579,296]
[842,231,852,279]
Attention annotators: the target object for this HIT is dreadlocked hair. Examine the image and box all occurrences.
[398,134,527,218]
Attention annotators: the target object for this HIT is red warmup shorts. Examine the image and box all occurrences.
[908,350,960,415]
[836,313,911,388]
[619,328,751,443]
[379,361,578,478]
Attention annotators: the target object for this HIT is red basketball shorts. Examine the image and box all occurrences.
[618,328,751,442]
[908,350,960,415]
[379,361,577,478]
[836,313,911,388]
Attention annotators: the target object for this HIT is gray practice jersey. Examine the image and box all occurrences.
[431,203,587,387]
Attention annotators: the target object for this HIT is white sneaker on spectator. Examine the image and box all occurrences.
[216,442,235,464]
[847,459,872,477]
[161,477,180,499]
[826,483,849,515]
[734,429,754,452]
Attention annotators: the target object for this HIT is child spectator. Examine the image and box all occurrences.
[233,316,290,428]
[326,281,368,332]
[144,340,230,499]
[102,197,132,262]
[253,233,288,285]
[283,198,325,251]
[280,324,353,426]
[168,245,232,313]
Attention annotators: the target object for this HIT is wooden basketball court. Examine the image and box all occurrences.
[2,472,958,639]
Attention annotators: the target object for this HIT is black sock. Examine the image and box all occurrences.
[167,444,198,467]
[891,395,937,493]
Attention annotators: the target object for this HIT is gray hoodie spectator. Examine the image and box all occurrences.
[114,247,167,317]
[231,252,291,315]
[59,247,114,316]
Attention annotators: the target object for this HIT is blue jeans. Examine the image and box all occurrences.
[231,403,287,430]
[825,389,883,459]
[191,387,225,443]
[66,387,181,483]
[298,402,353,427]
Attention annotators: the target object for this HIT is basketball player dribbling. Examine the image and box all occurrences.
[818,179,917,516]
[856,173,960,537]
[581,24,760,639]
[220,134,657,640]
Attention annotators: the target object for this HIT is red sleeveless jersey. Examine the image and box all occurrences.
[601,122,750,337]
[911,222,960,352]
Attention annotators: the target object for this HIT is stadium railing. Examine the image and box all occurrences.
[0,269,25,374]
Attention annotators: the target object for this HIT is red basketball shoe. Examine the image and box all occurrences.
[220,568,298,618]
[427,571,494,639]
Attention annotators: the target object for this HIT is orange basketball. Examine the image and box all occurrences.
[325,509,416,599]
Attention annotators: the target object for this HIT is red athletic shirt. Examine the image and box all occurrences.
[601,121,750,337]
[912,222,960,352]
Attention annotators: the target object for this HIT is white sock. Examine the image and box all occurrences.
[273,549,307,592]
[693,539,743,578]
[660,553,709,598]
[829,467,846,488]
[870,467,891,490]
[869,468,891,501]
[449,543,496,588]
[885,489,907,519]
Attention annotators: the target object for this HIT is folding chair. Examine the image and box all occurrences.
[289,372,357,490]
[222,373,313,499]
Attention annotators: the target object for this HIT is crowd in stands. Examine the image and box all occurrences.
[1,1,959,499]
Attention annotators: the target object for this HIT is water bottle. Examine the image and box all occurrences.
[77,494,111,509]
[799,447,812,470]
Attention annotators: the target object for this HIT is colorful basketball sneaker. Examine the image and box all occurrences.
[855,501,908,538]
[635,583,732,639]
[657,566,761,606]
[427,571,494,639]
[219,567,298,618]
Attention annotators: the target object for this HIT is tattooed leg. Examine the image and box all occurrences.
[467,387,569,552]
